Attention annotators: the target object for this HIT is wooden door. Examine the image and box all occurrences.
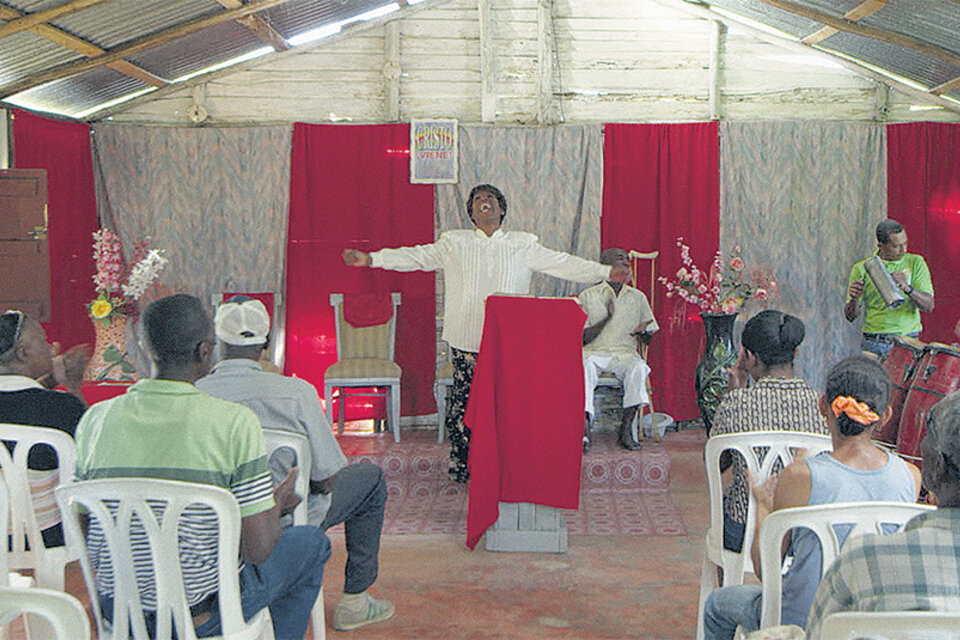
[0,169,50,321]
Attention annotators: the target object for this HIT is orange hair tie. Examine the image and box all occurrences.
[830,396,880,426]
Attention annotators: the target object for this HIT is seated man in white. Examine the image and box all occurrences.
[197,296,393,632]
[579,248,658,452]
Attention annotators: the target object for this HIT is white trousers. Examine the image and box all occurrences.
[583,352,651,418]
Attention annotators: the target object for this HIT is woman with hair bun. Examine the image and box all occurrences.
[703,356,922,639]
[711,309,829,554]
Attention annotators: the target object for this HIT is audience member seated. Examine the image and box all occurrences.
[579,247,659,452]
[709,310,828,553]
[0,310,88,547]
[703,356,922,640]
[805,389,960,638]
[74,294,330,640]
[197,295,394,632]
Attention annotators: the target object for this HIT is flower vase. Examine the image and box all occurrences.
[695,312,737,436]
[84,315,139,382]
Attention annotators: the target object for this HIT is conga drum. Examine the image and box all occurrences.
[896,342,960,465]
[877,335,926,445]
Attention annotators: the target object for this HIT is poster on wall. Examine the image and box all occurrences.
[410,119,458,183]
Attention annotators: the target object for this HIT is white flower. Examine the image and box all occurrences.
[122,250,168,300]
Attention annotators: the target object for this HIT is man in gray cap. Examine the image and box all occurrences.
[806,390,960,637]
[197,295,393,632]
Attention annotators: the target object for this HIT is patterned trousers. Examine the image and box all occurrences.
[445,347,478,483]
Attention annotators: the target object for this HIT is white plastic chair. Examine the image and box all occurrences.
[434,361,453,443]
[820,610,960,639]
[0,586,90,640]
[325,293,402,442]
[0,423,79,591]
[260,429,325,640]
[758,501,935,628]
[56,478,275,640]
[697,431,833,640]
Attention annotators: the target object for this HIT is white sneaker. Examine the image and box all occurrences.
[333,593,395,631]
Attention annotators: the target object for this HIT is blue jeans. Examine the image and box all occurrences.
[319,462,387,594]
[861,332,919,359]
[703,585,762,640]
[196,525,330,640]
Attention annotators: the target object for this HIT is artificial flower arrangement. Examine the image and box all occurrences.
[87,229,169,324]
[658,238,777,314]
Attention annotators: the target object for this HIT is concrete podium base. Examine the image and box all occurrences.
[484,502,568,553]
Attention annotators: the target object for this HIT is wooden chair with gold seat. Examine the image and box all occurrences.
[325,293,402,442]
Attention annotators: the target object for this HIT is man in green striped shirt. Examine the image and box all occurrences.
[74,294,330,640]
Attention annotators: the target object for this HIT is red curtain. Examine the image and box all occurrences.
[12,109,98,349]
[887,122,960,344]
[601,123,720,421]
[286,123,436,418]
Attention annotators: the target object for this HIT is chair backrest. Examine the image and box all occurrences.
[820,610,960,639]
[0,586,91,640]
[56,478,263,640]
[704,431,833,581]
[758,501,935,628]
[261,428,312,526]
[329,293,401,361]
[0,423,77,574]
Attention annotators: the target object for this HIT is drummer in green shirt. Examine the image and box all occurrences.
[845,219,935,359]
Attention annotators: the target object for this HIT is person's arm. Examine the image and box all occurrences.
[240,467,300,564]
[345,236,448,273]
[891,260,934,313]
[749,459,811,580]
[526,241,617,285]
[804,542,859,639]
[582,296,616,346]
[845,278,864,322]
[299,382,347,493]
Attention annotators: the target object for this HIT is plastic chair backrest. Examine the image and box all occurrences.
[0,423,78,588]
[820,610,960,639]
[704,431,833,582]
[56,478,273,640]
[0,586,91,639]
[329,293,401,361]
[758,501,935,628]
[261,429,312,526]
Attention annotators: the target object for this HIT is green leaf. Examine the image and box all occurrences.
[102,346,122,362]
[119,361,137,373]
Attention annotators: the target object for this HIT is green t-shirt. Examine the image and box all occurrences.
[847,252,933,335]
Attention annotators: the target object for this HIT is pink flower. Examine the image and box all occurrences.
[733,245,741,253]
[721,297,740,313]
[697,284,708,294]
[676,267,689,279]
[730,257,745,271]
[755,288,769,301]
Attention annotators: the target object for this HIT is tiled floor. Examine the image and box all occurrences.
[12,425,710,640]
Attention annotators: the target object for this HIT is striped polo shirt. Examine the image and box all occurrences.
[74,378,275,609]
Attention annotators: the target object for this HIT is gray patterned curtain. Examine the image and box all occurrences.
[719,121,887,392]
[91,124,292,373]
[435,124,604,297]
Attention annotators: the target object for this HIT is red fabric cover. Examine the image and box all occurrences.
[12,109,98,350]
[342,292,394,328]
[465,296,585,550]
[887,122,960,345]
[80,382,132,406]
[601,123,720,421]
[286,123,436,418]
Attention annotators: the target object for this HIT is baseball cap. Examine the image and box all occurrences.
[214,297,270,346]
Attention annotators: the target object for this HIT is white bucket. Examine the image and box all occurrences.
[641,412,674,439]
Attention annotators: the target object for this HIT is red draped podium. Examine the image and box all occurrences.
[887,122,960,344]
[465,296,586,550]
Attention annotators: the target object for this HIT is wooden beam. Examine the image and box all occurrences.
[708,19,725,120]
[932,76,960,95]
[478,0,496,123]
[0,0,300,99]
[0,5,167,88]
[802,0,885,45]
[384,21,400,122]
[213,0,289,51]
[760,0,960,71]
[0,0,111,39]
[535,0,556,124]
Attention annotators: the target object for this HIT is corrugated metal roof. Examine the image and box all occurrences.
[51,0,223,50]
[0,31,84,87]
[10,66,150,117]
[706,0,823,38]
[823,30,960,91]
[263,0,388,38]
[126,20,264,81]
[860,0,960,56]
